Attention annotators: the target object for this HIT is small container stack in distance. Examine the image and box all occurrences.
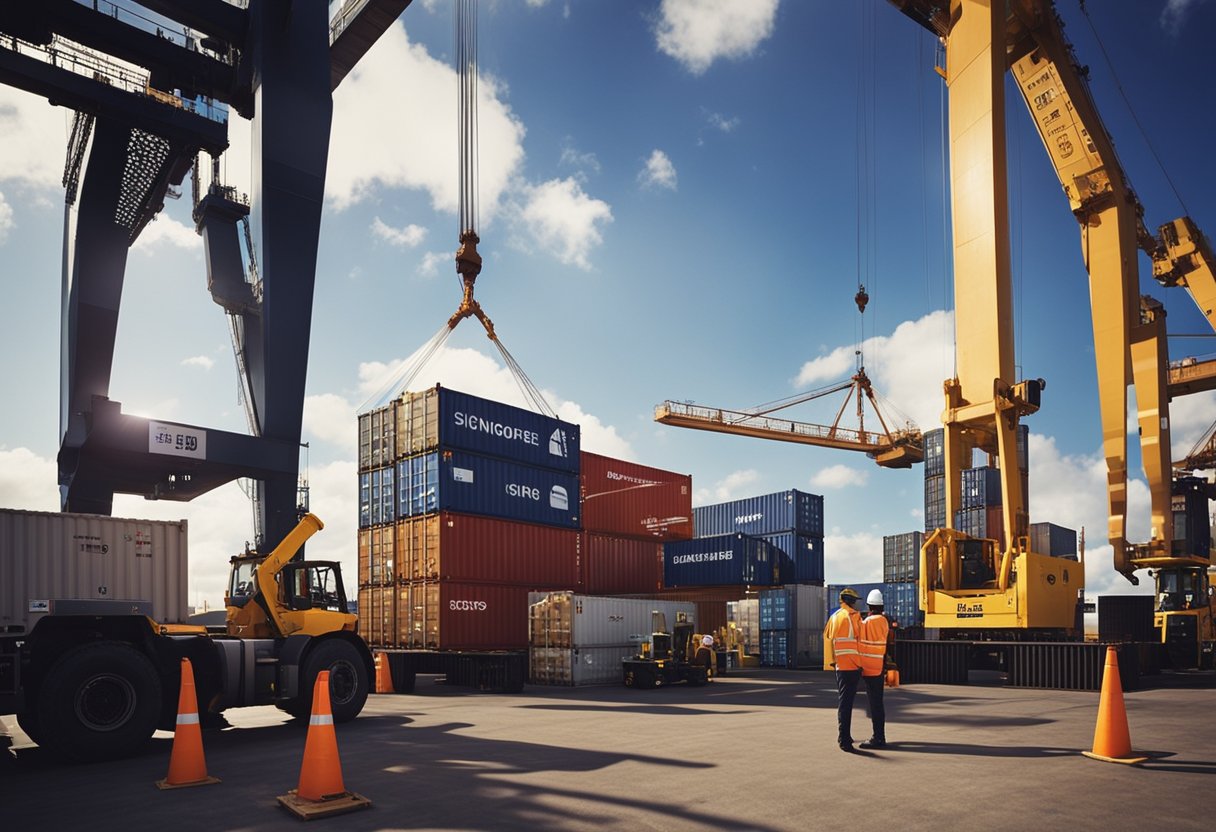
[1028,522,1077,559]
[527,592,697,685]
[579,452,693,595]
[690,489,825,584]
[924,425,1028,536]
[883,531,923,582]
[758,585,828,668]
[357,385,581,651]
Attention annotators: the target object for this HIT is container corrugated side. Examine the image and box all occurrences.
[924,473,946,531]
[1,509,188,631]
[392,512,578,586]
[393,385,580,473]
[398,581,568,650]
[760,586,827,631]
[529,645,641,686]
[662,533,778,587]
[1172,477,1212,558]
[527,591,696,648]
[828,581,921,628]
[961,466,1002,509]
[692,489,824,537]
[358,466,396,528]
[579,533,661,595]
[1029,522,1077,558]
[357,525,395,586]
[579,452,693,540]
[358,401,398,472]
[924,428,944,477]
[883,531,923,582]
[756,531,824,584]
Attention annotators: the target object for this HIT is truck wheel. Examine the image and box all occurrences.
[294,640,369,723]
[36,641,162,762]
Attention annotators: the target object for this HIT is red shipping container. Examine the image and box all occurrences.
[399,581,567,650]
[393,512,579,587]
[580,532,661,595]
[580,451,694,540]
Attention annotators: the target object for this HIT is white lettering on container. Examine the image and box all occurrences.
[735,513,763,525]
[671,550,734,565]
[449,600,488,611]
[453,411,540,446]
[606,471,659,485]
[507,483,540,501]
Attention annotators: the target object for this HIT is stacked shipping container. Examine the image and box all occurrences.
[357,386,582,651]
[687,489,825,584]
[829,581,922,629]
[758,585,828,668]
[883,531,923,583]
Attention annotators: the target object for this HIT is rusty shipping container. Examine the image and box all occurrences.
[579,451,694,540]
[357,525,396,586]
[391,512,579,586]
[579,532,661,595]
[1,509,189,631]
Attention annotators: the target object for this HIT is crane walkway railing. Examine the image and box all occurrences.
[655,400,912,450]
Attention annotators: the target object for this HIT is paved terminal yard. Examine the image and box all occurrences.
[3,670,1213,831]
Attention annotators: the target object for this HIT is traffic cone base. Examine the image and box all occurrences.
[157,658,220,789]
[1083,645,1146,766]
[277,669,371,817]
[277,789,372,820]
[157,774,222,790]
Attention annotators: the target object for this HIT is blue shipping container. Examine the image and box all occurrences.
[961,466,1002,509]
[693,490,824,537]
[432,387,581,473]
[663,533,778,588]
[1028,522,1077,557]
[924,428,944,477]
[394,450,580,528]
[760,630,793,668]
[759,531,825,585]
[359,472,372,528]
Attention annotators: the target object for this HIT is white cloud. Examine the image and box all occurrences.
[371,217,427,248]
[1161,0,1204,35]
[559,141,601,176]
[515,177,612,270]
[1166,389,1216,460]
[706,111,740,133]
[303,393,357,455]
[0,89,68,189]
[181,355,215,371]
[694,469,760,505]
[418,250,447,277]
[325,24,526,217]
[0,190,13,243]
[131,215,201,254]
[823,531,883,584]
[0,447,60,511]
[811,464,869,490]
[638,149,678,191]
[796,309,954,430]
[654,0,779,75]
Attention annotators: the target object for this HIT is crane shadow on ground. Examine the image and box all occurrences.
[875,740,1079,759]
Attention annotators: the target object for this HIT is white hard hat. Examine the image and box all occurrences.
[866,589,885,605]
[701,635,714,646]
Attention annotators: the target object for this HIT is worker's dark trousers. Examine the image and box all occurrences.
[835,669,862,745]
[861,674,885,742]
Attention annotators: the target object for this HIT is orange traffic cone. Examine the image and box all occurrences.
[277,671,371,819]
[156,658,221,789]
[1082,646,1147,765]
[375,651,394,693]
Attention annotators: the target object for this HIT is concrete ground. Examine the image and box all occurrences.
[2,670,1214,831]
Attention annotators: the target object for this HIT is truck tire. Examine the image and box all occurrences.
[36,641,162,762]
[292,639,369,723]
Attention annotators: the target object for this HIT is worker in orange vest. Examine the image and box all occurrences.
[823,587,863,752]
[858,588,891,749]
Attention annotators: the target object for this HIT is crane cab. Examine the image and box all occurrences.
[226,551,356,639]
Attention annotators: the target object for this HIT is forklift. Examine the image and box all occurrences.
[622,611,710,689]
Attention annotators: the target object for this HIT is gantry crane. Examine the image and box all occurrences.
[890,0,1213,661]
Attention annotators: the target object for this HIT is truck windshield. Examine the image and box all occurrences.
[230,561,257,599]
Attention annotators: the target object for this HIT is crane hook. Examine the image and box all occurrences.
[855,284,869,314]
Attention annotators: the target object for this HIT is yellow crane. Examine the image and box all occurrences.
[655,367,924,469]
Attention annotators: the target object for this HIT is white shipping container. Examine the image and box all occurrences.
[0,509,189,632]
[528,591,697,648]
[530,645,639,686]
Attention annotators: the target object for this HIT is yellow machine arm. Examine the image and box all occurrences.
[253,512,325,637]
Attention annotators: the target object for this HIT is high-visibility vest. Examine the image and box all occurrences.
[824,605,863,671]
[859,613,890,677]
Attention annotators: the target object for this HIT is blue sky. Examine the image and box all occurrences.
[1,0,1214,608]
